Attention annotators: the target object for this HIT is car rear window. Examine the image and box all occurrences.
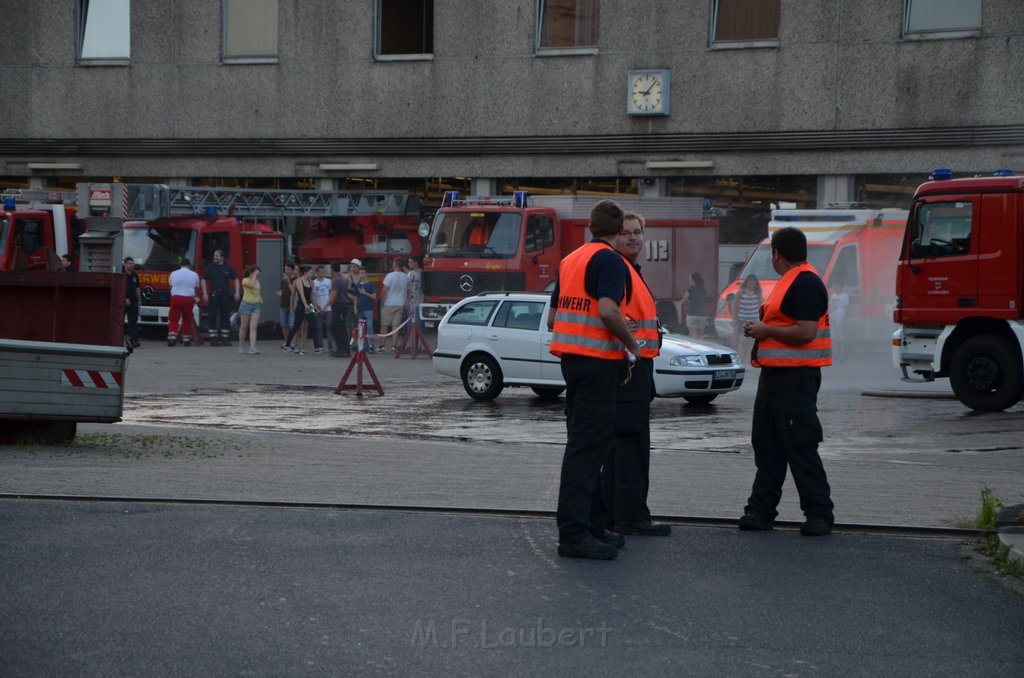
[448,300,499,326]
[494,300,546,331]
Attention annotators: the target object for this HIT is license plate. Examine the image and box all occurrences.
[715,370,736,380]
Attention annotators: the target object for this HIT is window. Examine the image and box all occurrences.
[711,0,780,46]
[78,0,130,62]
[537,0,599,52]
[829,245,860,292]
[376,0,433,58]
[494,301,546,331]
[448,301,499,327]
[904,0,981,37]
[910,202,973,258]
[223,0,278,62]
[15,219,45,254]
[525,215,555,252]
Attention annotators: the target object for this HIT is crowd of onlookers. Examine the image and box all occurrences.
[275,256,424,357]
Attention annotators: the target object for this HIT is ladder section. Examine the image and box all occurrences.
[77,183,416,220]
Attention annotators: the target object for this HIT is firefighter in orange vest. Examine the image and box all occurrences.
[738,226,835,536]
[548,199,642,560]
[594,211,672,537]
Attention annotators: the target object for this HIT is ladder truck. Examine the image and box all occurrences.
[76,183,419,330]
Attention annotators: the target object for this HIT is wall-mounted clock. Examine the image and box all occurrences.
[628,69,670,116]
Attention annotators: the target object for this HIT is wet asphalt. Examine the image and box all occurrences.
[1,332,1023,676]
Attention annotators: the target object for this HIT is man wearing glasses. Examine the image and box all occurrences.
[595,212,672,537]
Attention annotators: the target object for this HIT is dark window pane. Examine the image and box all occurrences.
[714,0,780,42]
[379,0,434,55]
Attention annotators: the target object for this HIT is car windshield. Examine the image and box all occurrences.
[428,211,521,259]
[123,225,197,271]
[740,243,834,281]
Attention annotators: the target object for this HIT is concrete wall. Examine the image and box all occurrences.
[1,0,1022,180]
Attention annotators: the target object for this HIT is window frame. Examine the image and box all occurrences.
[709,0,781,51]
[535,0,600,57]
[222,0,279,65]
[77,0,131,66]
[902,0,981,41]
[375,0,434,62]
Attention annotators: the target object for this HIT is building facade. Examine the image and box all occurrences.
[2,0,1023,218]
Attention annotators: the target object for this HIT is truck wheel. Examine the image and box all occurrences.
[684,394,718,406]
[949,335,1024,412]
[531,386,565,400]
[461,354,504,401]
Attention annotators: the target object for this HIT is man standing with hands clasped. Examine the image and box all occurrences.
[548,199,642,560]
[598,211,672,537]
[738,226,835,537]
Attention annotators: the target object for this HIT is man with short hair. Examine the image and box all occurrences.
[739,226,835,537]
[598,212,671,537]
[379,258,409,353]
[548,199,642,560]
[123,256,142,348]
[327,262,351,358]
[201,249,239,346]
[278,263,296,347]
[168,258,200,347]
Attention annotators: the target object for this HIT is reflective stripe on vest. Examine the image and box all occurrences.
[751,263,832,368]
[549,241,625,360]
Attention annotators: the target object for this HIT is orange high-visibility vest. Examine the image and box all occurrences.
[550,242,626,360]
[751,263,832,368]
[622,261,660,359]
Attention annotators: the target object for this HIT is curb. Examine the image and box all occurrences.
[997,504,1024,569]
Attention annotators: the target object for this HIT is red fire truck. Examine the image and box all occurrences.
[893,169,1024,411]
[0,189,83,271]
[297,191,423,279]
[76,184,422,330]
[419,192,719,329]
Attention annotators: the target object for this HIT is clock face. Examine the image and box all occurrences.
[628,70,669,116]
[631,74,663,112]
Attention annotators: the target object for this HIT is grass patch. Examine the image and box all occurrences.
[962,486,1024,580]
[70,432,241,459]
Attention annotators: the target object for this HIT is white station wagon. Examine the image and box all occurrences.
[433,292,744,404]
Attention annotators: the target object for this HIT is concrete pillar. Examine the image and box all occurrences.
[28,176,45,189]
[316,178,337,191]
[470,178,498,196]
[817,175,856,208]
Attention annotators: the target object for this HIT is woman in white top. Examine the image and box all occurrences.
[732,274,763,364]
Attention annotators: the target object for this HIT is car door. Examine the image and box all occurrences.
[489,299,547,382]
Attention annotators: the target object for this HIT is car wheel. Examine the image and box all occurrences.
[531,386,565,400]
[683,394,717,406]
[949,335,1023,411]
[461,353,504,401]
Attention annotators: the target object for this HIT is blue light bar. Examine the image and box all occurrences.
[513,191,528,208]
[930,168,953,181]
[443,191,460,206]
[2,196,14,211]
[993,169,1014,176]
[205,206,218,218]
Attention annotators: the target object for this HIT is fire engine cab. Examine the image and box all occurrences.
[893,169,1024,411]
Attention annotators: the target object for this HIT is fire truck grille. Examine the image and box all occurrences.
[424,271,527,297]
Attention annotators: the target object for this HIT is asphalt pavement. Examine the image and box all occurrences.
[1,334,1022,676]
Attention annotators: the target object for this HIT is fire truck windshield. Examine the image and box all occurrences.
[741,243,834,281]
[0,217,7,254]
[123,226,197,271]
[429,211,521,259]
